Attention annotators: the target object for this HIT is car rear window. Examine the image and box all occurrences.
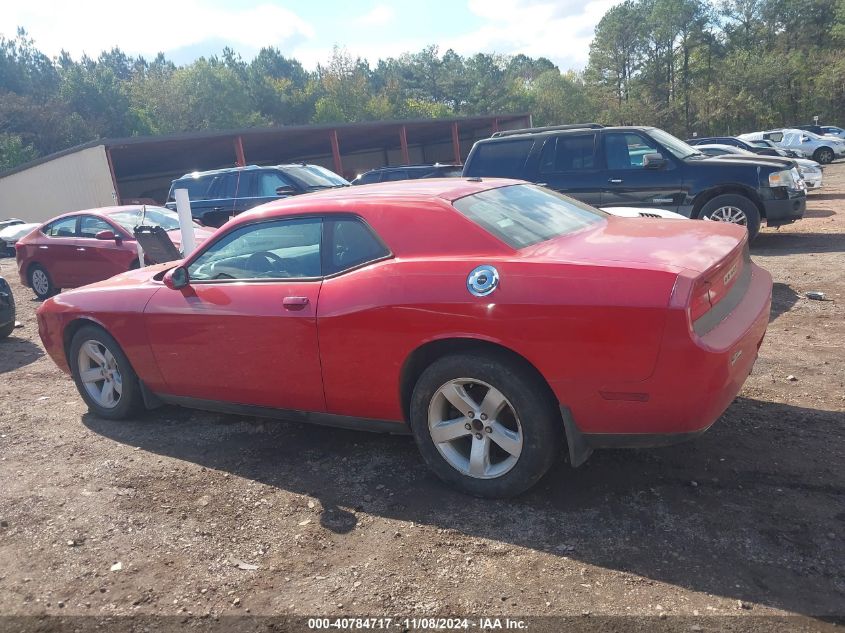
[452,184,606,249]
[463,139,534,177]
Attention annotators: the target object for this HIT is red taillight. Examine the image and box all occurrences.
[689,279,713,322]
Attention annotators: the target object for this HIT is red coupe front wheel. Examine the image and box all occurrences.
[69,325,143,420]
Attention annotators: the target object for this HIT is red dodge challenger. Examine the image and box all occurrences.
[36,179,772,497]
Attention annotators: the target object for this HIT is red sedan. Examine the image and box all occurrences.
[16,205,214,299]
[36,180,772,497]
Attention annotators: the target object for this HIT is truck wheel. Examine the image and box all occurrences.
[698,194,762,241]
[813,147,834,164]
[410,352,562,498]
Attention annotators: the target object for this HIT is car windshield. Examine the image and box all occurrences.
[649,128,702,159]
[453,184,606,249]
[282,165,349,189]
[109,206,182,232]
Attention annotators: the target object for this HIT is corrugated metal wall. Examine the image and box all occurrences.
[0,146,115,223]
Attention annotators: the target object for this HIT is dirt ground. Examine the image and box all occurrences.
[0,166,843,632]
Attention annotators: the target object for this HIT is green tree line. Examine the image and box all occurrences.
[2,0,844,171]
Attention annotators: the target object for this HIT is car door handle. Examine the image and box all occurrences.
[608,178,623,184]
[76,247,86,251]
[39,245,49,249]
[283,296,309,310]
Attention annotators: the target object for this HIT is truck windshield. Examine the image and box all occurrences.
[650,128,702,159]
[453,184,606,249]
[283,165,349,189]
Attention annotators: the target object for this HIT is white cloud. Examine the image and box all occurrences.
[355,4,396,27]
[447,0,624,69]
[0,1,314,60]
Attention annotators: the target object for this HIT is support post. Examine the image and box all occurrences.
[174,189,198,256]
[105,146,121,205]
[492,117,500,133]
[451,122,461,164]
[399,125,410,165]
[330,130,343,176]
[233,136,246,167]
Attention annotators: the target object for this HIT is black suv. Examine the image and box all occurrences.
[166,164,350,227]
[462,123,806,239]
[351,164,463,185]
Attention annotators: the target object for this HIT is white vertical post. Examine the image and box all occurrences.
[136,241,145,268]
[174,188,197,256]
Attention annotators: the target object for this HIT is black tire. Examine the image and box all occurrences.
[28,264,57,300]
[69,325,143,420]
[410,352,562,498]
[0,279,14,339]
[813,147,834,165]
[698,194,762,241]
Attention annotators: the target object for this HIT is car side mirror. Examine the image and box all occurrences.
[276,185,296,196]
[643,153,667,169]
[95,230,118,241]
[163,266,190,290]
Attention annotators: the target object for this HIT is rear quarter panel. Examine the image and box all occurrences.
[317,257,677,421]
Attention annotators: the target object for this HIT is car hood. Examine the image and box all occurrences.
[685,155,782,174]
[706,155,796,169]
[523,217,745,273]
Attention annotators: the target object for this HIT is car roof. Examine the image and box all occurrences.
[263,178,519,207]
[231,178,523,227]
[174,164,317,180]
[44,205,167,223]
[476,126,655,142]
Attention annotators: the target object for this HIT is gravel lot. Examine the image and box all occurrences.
[0,167,843,632]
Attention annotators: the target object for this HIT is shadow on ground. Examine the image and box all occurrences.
[0,336,44,373]
[810,192,845,202]
[752,230,845,256]
[770,282,799,321]
[83,396,844,617]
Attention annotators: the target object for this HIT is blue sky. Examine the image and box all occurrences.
[1,0,624,71]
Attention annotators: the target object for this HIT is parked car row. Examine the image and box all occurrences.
[739,128,845,164]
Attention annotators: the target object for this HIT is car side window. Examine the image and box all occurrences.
[188,218,322,281]
[325,217,390,275]
[604,133,663,170]
[207,173,238,200]
[78,215,114,238]
[463,139,534,177]
[42,216,78,238]
[539,134,596,173]
[257,171,295,196]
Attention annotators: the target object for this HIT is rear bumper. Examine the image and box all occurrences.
[762,190,805,226]
[558,262,772,464]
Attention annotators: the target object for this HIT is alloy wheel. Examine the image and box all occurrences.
[77,340,123,409]
[704,205,748,225]
[427,378,523,479]
[31,269,49,296]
